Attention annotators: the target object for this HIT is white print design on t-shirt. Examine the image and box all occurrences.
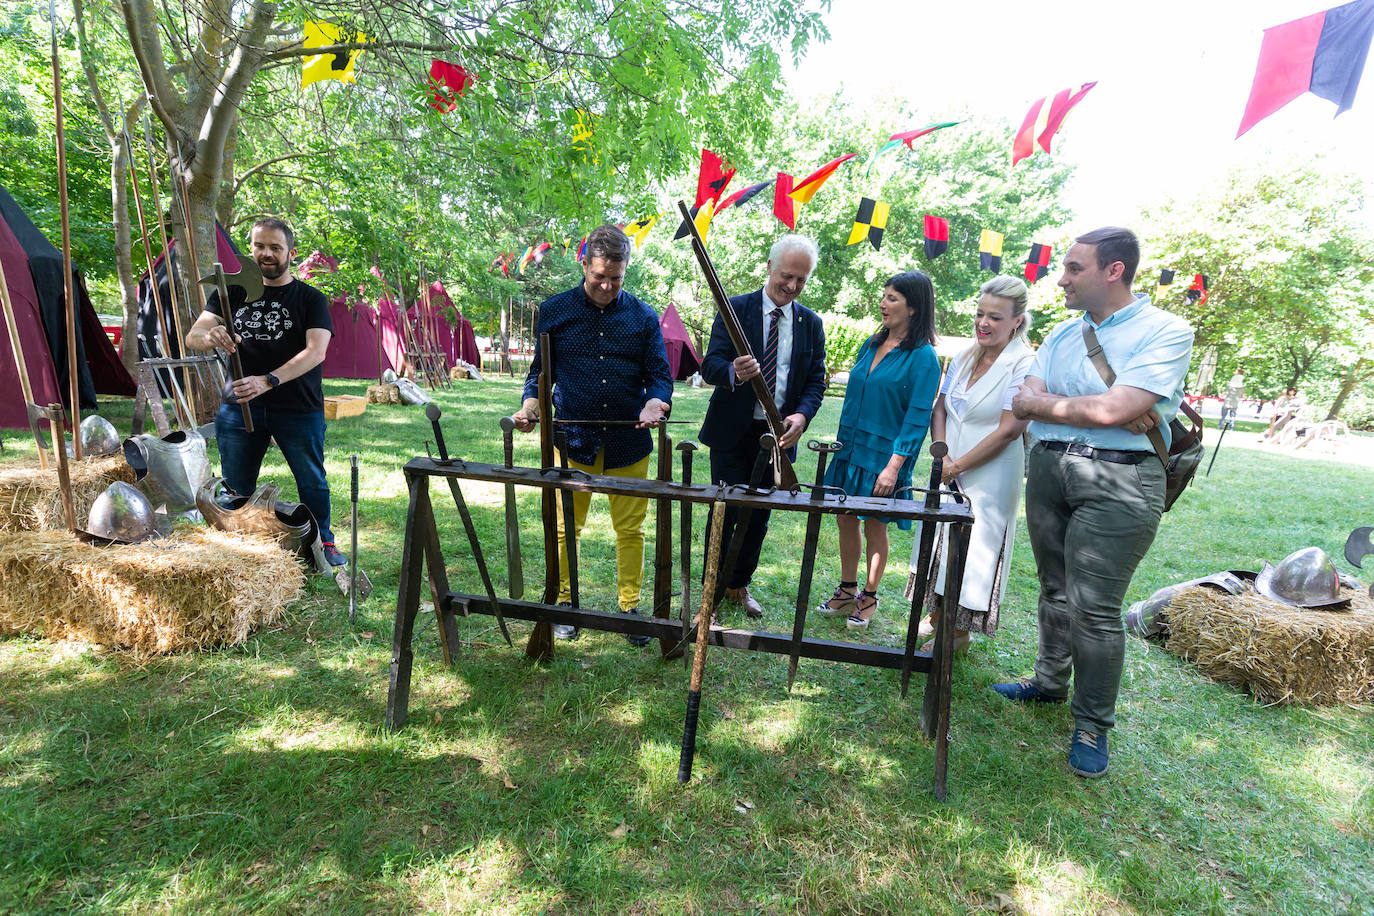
[234,299,295,341]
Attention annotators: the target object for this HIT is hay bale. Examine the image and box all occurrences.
[366,383,402,405]
[0,454,134,533]
[1165,585,1374,705]
[0,527,304,653]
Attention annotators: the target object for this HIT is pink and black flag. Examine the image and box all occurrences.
[1237,0,1374,136]
[428,59,473,112]
[1024,243,1052,284]
[717,180,774,212]
[923,214,949,260]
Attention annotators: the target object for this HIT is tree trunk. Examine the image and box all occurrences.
[1326,357,1372,420]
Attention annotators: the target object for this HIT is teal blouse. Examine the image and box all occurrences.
[834,337,940,478]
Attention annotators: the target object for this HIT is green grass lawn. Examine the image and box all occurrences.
[1,378,1371,915]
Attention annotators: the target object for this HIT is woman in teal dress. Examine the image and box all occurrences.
[817,271,940,630]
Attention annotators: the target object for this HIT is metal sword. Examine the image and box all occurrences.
[787,439,843,692]
[425,403,512,646]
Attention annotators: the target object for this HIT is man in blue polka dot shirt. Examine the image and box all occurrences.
[513,224,673,643]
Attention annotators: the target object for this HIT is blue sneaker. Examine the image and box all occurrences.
[1068,729,1109,778]
[992,678,1066,704]
[321,542,347,567]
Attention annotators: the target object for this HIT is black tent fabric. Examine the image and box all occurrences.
[0,185,135,410]
[136,222,243,360]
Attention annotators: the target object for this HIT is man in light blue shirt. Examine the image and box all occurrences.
[993,226,1193,779]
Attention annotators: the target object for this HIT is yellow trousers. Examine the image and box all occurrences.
[555,449,651,610]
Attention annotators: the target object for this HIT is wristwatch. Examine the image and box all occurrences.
[265,372,280,389]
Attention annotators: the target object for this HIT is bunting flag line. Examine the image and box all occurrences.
[695,149,735,208]
[1157,268,1176,298]
[623,215,659,249]
[923,214,949,260]
[717,180,774,212]
[1024,243,1052,284]
[674,200,716,241]
[979,230,1004,272]
[1186,273,1209,304]
[302,20,368,87]
[846,197,890,251]
[1012,82,1097,165]
[788,154,857,204]
[773,172,797,229]
[1237,0,1374,136]
[428,58,473,111]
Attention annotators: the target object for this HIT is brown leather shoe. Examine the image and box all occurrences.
[724,586,763,618]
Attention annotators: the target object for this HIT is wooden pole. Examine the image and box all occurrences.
[124,132,193,429]
[0,257,49,468]
[49,0,80,458]
[375,301,383,386]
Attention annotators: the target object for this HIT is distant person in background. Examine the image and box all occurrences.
[1263,386,1304,440]
[1220,369,1245,428]
[816,271,940,631]
[912,275,1035,654]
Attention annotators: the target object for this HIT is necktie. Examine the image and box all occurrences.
[760,306,783,398]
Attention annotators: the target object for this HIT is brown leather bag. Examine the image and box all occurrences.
[1082,325,1204,511]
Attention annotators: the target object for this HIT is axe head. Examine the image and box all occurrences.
[199,258,266,304]
[1344,526,1374,569]
[335,564,373,601]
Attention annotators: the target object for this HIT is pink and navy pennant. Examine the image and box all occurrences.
[1238,0,1374,136]
[717,180,774,211]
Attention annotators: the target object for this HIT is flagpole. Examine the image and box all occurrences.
[49,0,80,457]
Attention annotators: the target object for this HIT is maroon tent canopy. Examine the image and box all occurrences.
[2,184,135,430]
[660,302,701,381]
[322,298,402,379]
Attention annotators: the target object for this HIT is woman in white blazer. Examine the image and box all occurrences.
[910,275,1035,653]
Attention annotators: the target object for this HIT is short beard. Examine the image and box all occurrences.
[259,260,289,281]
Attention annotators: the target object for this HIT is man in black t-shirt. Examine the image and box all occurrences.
[185,218,343,565]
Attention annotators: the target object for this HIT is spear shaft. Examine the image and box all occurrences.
[49,0,80,457]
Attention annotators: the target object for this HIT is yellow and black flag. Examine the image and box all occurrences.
[1157,268,1175,299]
[302,20,368,87]
[623,214,659,249]
[979,229,1004,272]
[846,197,890,250]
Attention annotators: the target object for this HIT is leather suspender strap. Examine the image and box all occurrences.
[1081,324,1170,467]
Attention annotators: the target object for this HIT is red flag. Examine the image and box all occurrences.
[923,214,949,260]
[1024,243,1053,284]
[788,154,857,204]
[428,58,473,112]
[1186,274,1209,304]
[773,172,796,229]
[1012,83,1097,164]
[695,148,735,208]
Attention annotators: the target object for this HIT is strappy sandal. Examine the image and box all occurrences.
[817,582,858,616]
[846,591,879,630]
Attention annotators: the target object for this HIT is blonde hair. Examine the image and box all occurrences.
[978,275,1030,338]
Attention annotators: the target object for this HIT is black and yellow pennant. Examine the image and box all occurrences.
[846,197,890,251]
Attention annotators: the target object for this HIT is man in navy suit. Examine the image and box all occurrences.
[698,234,828,618]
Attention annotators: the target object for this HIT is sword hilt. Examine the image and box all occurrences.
[500,415,516,468]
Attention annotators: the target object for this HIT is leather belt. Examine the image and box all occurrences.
[1040,440,1152,465]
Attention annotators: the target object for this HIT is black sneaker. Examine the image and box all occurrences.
[321,542,347,567]
[622,608,651,647]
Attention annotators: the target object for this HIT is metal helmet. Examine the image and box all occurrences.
[1255,547,1349,609]
[78,415,121,457]
[86,481,157,543]
[381,368,398,384]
